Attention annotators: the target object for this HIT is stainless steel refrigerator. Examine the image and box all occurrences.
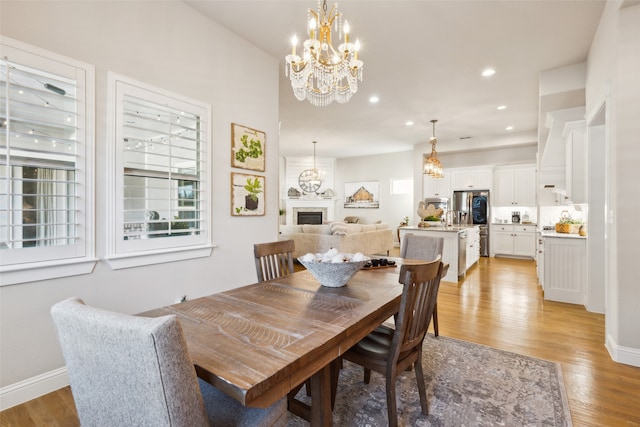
[452,190,490,257]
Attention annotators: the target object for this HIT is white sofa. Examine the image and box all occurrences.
[279,222,394,258]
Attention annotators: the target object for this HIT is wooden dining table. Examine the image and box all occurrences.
[140,262,405,427]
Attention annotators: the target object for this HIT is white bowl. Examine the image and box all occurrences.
[298,256,370,287]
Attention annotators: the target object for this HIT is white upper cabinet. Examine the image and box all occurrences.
[493,165,537,207]
[450,167,492,191]
[563,120,587,204]
[423,172,451,199]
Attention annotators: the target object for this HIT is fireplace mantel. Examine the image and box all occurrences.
[285,199,336,225]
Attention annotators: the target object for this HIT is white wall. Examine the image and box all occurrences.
[586,0,640,364]
[335,151,414,241]
[0,0,281,406]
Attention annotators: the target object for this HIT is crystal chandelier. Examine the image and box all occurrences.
[285,0,363,107]
[423,120,444,178]
[298,141,324,193]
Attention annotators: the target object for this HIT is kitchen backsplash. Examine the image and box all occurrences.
[492,206,537,224]
[538,205,587,227]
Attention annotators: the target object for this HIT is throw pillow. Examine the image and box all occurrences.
[330,222,348,235]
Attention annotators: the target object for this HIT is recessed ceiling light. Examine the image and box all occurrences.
[497,105,507,110]
[369,95,379,103]
[505,126,514,131]
[482,68,496,77]
[405,121,414,126]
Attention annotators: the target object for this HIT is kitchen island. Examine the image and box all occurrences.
[398,225,480,282]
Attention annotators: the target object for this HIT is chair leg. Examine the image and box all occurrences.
[414,360,429,415]
[364,367,371,384]
[433,303,439,337]
[385,375,398,427]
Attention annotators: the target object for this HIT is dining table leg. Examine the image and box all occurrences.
[309,363,333,426]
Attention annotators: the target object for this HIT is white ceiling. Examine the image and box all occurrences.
[185,0,605,159]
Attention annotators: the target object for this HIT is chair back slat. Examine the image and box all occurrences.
[254,239,296,282]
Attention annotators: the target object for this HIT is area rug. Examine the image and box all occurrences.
[286,335,572,426]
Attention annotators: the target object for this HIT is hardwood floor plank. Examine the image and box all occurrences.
[1,255,639,426]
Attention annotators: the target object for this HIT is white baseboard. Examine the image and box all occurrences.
[0,367,69,411]
[606,334,640,367]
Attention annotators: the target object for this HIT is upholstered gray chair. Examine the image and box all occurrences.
[400,234,448,336]
[51,297,287,427]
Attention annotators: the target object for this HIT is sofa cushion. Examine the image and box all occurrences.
[330,222,348,235]
[302,224,332,235]
[361,224,376,232]
[280,225,303,234]
[375,223,389,230]
[345,224,362,234]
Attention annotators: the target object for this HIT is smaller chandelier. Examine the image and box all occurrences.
[298,141,324,194]
[285,0,363,107]
[423,120,444,178]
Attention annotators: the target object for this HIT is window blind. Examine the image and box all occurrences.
[0,58,80,249]
[120,94,207,240]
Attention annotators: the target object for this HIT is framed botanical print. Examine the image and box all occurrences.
[231,172,265,216]
[231,123,265,171]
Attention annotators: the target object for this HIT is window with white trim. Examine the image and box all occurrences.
[106,73,212,269]
[0,37,95,285]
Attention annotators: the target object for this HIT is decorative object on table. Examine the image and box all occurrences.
[231,123,265,172]
[231,172,265,216]
[284,0,363,106]
[417,201,444,226]
[363,258,396,269]
[344,180,380,208]
[400,216,409,226]
[423,119,444,178]
[287,335,572,426]
[555,210,582,234]
[298,249,370,287]
[298,141,324,194]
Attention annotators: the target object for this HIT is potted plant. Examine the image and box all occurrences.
[243,177,263,211]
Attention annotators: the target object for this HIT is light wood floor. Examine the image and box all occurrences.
[2,255,639,426]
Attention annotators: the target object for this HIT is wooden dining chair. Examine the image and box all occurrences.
[253,239,296,282]
[342,257,443,427]
[51,297,287,427]
[400,233,448,336]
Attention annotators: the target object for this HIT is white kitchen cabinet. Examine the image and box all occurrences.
[543,235,586,305]
[423,172,451,199]
[465,226,480,269]
[450,167,492,191]
[563,121,587,204]
[492,225,536,258]
[493,165,537,207]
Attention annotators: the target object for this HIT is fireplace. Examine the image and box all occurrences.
[297,211,323,225]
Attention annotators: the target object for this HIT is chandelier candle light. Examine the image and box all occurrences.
[423,119,444,178]
[285,0,363,106]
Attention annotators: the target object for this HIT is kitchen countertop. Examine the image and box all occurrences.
[400,225,478,233]
[540,230,587,239]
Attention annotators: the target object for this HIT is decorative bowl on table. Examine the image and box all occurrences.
[298,252,370,288]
